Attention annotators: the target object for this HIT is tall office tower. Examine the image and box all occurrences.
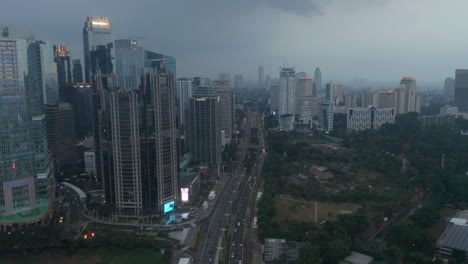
[320,101,334,131]
[219,73,231,82]
[72,59,83,83]
[53,45,72,99]
[395,77,420,114]
[176,78,193,129]
[34,41,60,105]
[378,90,395,108]
[270,80,280,112]
[45,103,77,171]
[188,97,221,174]
[94,68,178,218]
[314,68,322,91]
[347,106,395,131]
[258,65,265,89]
[0,24,54,229]
[454,70,468,112]
[234,74,243,89]
[63,83,93,138]
[83,16,113,83]
[279,67,296,130]
[325,81,344,106]
[193,81,233,142]
[114,39,144,90]
[444,77,455,100]
[265,75,271,91]
[296,77,313,98]
[345,93,357,109]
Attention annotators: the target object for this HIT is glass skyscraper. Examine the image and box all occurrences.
[0,24,54,230]
[83,17,113,83]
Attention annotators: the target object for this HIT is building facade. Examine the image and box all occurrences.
[53,45,72,99]
[326,81,343,106]
[72,59,83,83]
[314,68,322,91]
[114,39,144,91]
[320,101,334,131]
[82,16,113,83]
[176,77,193,129]
[279,67,295,130]
[0,24,54,230]
[395,77,421,114]
[445,77,455,101]
[454,70,468,112]
[347,106,395,131]
[234,74,243,89]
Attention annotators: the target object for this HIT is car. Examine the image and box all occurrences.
[231,252,235,258]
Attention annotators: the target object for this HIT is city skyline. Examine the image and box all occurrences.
[2,0,468,82]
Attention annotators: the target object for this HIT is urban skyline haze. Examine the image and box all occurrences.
[2,0,468,82]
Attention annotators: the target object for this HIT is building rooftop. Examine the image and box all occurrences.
[401,77,415,81]
[379,90,394,94]
[340,251,374,264]
[437,224,468,252]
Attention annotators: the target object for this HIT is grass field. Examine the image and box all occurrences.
[3,247,167,264]
[274,196,361,223]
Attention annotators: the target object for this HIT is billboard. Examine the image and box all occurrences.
[164,201,175,213]
[181,188,189,202]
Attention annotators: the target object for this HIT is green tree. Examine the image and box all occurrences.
[323,239,350,264]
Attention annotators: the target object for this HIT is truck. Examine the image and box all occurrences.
[208,191,216,200]
[202,201,208,209]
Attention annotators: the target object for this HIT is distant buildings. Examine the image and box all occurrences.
[326,81,344,106]
[454,69,468,112]
[395,77,420,114]
[296,77,314,98]
[218,73,231,82]
[0,24,54,229]
[258,65,265,89]
[347,106,395,131]
[234,74,243,89]
[445,77,455,100]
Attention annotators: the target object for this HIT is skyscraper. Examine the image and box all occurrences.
[188,97,221,174]
[454,70,468,112]
[270,80,280,112]
[0,24,54,229]
[279,67,296,130]
[296,77,313,98]
[234,74,243,89]
[114,39,144,90]
[320,101,334,131]
[72,59,83,83]
[177,77,193,130]
[258,65,265,89]
[314,68,322,91]
[83,16,113,83]
[94,68,178,217]
[53,45,72,99]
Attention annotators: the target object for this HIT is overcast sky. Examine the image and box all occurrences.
[2,0,468,83]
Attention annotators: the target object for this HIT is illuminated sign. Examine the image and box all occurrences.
[181,188,189,202]
[163,201,175,213]
[92,22,108,26]
[11,163,16,168]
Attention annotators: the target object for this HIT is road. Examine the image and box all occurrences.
[226,111,265,264]
[194,110,265,264]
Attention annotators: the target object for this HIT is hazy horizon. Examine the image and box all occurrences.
[1,0,466,83]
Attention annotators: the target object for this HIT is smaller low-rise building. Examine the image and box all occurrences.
[347,106,395,131]
[309,166,334,181]
[264,238,310,262]
[435,211,468,261]
[340,251,374,264]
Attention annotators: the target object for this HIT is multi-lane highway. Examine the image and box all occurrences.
[226,111,265,264]
[196,110,265,264]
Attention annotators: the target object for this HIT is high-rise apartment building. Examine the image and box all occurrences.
[314,68,322,91]
[258,65,265,89]
[444,77,455,100]
[279,67,296,130]
[188,97,221,173]
[395,77,420,114]
[325,81,343,106]
[454,70,468,112]
[53,45,72,99]
[347,106,395,131]
[83,16,113,83]
[378,90,395,108]
[234,74,243,89]
[0,24,54,229]
[345,93,358,109]
[72,59,83,83]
